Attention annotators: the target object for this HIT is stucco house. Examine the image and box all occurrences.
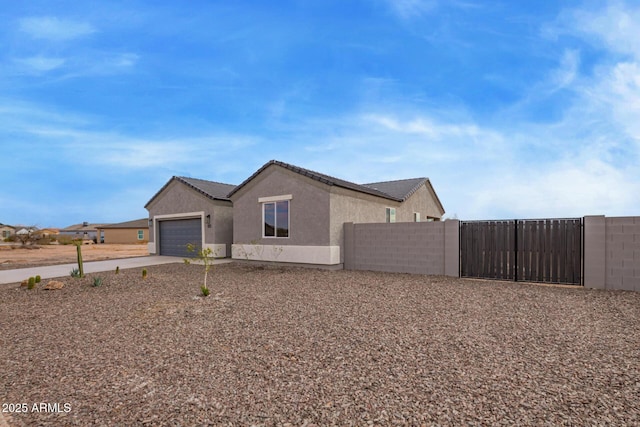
[145,176,235,258]
[228,160,445,267]
[96,219,149,244]
[1,224,16,239]
[59,222,104,243]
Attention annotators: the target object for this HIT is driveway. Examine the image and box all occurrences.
[0,256,231,285]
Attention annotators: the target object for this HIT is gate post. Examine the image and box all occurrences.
[444,220,460,277]
[583,216,606,289]
[343,222,355,270]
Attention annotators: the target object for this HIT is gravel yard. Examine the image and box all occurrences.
[1,263,639,426]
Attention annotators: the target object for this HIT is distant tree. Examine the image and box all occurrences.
[14,227,41,246]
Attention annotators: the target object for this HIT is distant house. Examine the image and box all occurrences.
[59,222,104,243]
[96,219,149,244]
[1,224,16,239]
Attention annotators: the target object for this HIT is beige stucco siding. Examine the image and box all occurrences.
[103,229,148,244]
[329,184,444,260]
[232,166,331,246]
[396,185,444,222]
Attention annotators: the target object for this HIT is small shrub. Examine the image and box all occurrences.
[142,268,148,279]
[27,277,36,289]
[35,275,41,283]
[92,277,103,287]
[70,268,81,278]
[201,285,210,297]
[115,266,120,274]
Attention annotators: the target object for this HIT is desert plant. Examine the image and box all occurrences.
[70,268,81,278]
[184,243,217,296]
[35,275,41,283]
[142,268,148,279]
[115,266,120,274]
[75,243,84,278]
[92,277,103,287]
[27,277,36,289]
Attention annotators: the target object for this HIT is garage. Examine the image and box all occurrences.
[158,218,202,257]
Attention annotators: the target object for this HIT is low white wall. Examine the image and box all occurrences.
[232,244,340,265]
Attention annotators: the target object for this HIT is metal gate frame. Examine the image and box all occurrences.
[460,218,583,285]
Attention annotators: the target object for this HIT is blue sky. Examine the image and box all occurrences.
[1,0,639,227]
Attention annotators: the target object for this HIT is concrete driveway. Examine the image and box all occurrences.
[0,256,231,285]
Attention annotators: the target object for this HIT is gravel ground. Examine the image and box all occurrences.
[1,263,639,426]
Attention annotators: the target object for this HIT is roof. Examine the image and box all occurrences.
[145,176,237,208]
[60,223,105,232]
[98,218,149,229]
[228,160,439,206]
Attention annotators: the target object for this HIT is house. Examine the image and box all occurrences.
[1,224,16,239]
[145,176,236,258]
[228,160,445,267]
[59,222,104,243]
[96,219,149,244]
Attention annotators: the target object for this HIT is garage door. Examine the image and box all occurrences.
[158,218,202,257]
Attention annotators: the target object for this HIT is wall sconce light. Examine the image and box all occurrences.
[206,214,211,228]
[148,218,153,227]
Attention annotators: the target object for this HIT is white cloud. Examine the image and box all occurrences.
[14,55,66,73]
[385,0,437,20]
[571,2,640,58]
[19,16,96,41]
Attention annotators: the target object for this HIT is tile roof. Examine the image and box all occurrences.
[227,160,433,203]
[144,176,236,208]
[98,218,149,229]
[362,178,429,202]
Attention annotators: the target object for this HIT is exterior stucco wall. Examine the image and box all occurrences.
[103,229,148,244]
[329,184,444,260]
[231,166,331,246]
[145,180,232,246]
[396,185,444,222]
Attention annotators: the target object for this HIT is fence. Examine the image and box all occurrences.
[343,221,459,276]
[343,216,640,292]
[460,219,582,285]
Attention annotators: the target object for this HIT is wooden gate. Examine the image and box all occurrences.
[460,218,583,285]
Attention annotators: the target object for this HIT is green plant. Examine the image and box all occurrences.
[75,243,84,277]
[142,268,148,279]
[70,268,81,278]
[27,277,36,289]
[35,275,41,283]
[184,243,217,296]
[92,277,103,287]
[115,266,120,274]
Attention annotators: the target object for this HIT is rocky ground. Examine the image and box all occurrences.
[1,263,638,426]
[0,244,149,270]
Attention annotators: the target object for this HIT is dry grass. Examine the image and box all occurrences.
[1,263,638,426]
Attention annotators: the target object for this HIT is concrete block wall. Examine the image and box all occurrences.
[584,215,640,291]
[343,220,459,276]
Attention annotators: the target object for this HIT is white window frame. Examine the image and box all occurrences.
[260,195,292,238]
[414,212,421,222]
[386,207,396,223]
[137,230,144,240]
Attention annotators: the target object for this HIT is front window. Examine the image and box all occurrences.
[263,200,289,237]
[137,230,144,240]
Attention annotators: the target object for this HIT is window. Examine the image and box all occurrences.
[137,230,144,240]
[414,212,421,222]
[385,207,396,223]
[263,200,289,237]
